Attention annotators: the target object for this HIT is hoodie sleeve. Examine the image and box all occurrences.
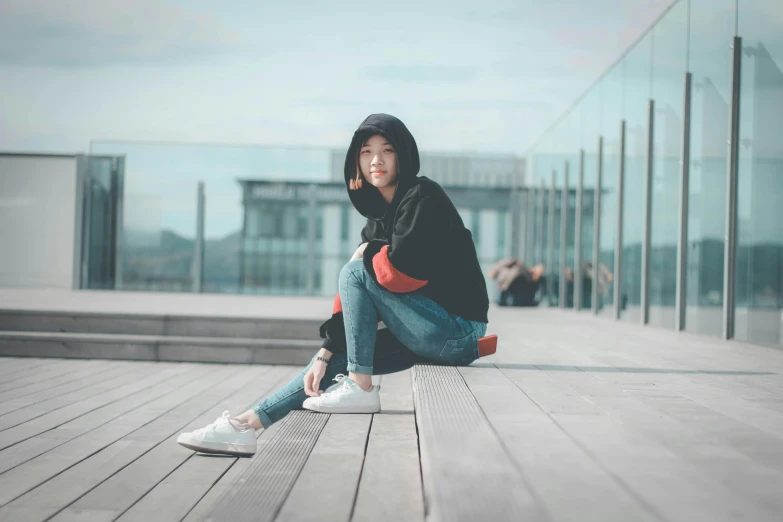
[360,219,382,246]
[362,196,440,293]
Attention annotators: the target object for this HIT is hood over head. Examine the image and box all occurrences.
[344,113,420,220]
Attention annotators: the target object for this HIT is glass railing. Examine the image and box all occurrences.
[84,141,525,300]
[525,0,783,346]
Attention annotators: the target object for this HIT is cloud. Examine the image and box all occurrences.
[0,0,243,67]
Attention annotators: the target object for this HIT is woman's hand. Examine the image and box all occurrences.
[304,348,332,397]
[350,242,368,262]
[304,360,327,396]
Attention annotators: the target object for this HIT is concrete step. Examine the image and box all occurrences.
[0,310,322,340]
[0,330,317,365]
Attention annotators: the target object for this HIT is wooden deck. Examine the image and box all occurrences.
[1,308,782,521]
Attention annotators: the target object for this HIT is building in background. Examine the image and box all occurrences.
[238,149,527,298]
[237,178,529,300]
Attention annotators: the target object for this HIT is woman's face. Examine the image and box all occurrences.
[359,134,398,191]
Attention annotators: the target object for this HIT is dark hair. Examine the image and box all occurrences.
[349,145,364,191]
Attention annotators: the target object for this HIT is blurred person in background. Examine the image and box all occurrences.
[487,258,545,307]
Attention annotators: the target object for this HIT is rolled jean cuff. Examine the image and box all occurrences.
[347,362,373,375]
[251,406,273,429]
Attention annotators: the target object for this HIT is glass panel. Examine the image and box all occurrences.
[649,0,688,329]
[620,32,653,322]
[686,0,734,336]
[599,60,625,317]
[89,142,332,294]
[735,0,783,346]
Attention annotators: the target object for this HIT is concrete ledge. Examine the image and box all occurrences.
[0,287,333,318]
[0,331,316,365]
[0,310,321,340]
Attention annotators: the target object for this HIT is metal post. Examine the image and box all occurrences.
[306,185,317,296]
[574,150,585,311]
[525,188,532,264]
[525,187,535,265]
[75,155,89,290]
[641,100,654,325]
[676,72,692,331]
[192,182,206,293]
[559,162,569,308]
[509,188,522,260]
[537,179,546,266]
[238,186,248,293]
[723,36,742,340]
[547,171,557,305]
[593,136,604,315]
[614,120,627,320]
[113,158,125,290]
[103,160,118,289]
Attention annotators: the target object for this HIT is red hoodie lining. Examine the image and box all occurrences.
[372,245,427,293]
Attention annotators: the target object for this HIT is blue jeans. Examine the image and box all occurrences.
[253,259,487,427]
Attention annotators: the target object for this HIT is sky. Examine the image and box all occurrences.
[0,0,675,156]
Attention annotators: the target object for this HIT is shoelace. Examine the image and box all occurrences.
[193,411,231,434]
[322,374,350,396]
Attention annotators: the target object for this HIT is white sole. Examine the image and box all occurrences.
[177,434,256,456]
[302,403,380,414]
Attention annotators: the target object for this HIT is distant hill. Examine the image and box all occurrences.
[122,228,240,292]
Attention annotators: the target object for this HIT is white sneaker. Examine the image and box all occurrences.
[177,411,256,457]
[303,374,381,414]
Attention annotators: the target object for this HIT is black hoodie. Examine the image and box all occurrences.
[319,114,489,354]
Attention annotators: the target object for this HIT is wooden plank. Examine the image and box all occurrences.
[0,364,239,513]
[113,367,299,521]
[534,365,783,516]
[0,356,33,370]
[0,359,105,392]
[0,363,140,429]
[379,369,413,413]
[275,414,372,522]
[0,361,178,449]
[413,364,546,522]
[501,365,775,522]
[0,363,210,477]
[181,418,288,522]
[460,365,657,522]
[0,358,71,386]
[0,359,104,394]
[0,358,55,380]
[3,365,283,522]
[0,359,113,405]
[201,410,330,522]
[0,362,127,417]
[59,366,290,522]
[352,414,424,522]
